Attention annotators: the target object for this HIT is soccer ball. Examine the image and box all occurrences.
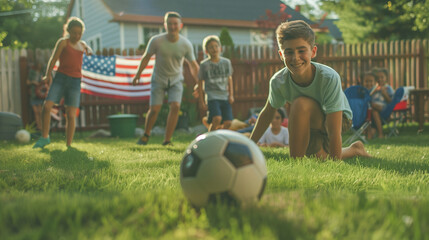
[15,129,31,143]
[180,130,267,208]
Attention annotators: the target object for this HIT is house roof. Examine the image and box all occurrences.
[319,19,342,40]
[67,0,317,29]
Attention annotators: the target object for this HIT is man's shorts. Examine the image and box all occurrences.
[150,80,183,106]
[306,113,352,156]
[207,99,233,124]
[46,72,81,107]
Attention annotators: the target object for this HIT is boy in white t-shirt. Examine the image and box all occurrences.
[258,108,289,147]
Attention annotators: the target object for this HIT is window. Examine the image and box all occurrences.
[250,30,273,46]
[143,27,162,44]
[87,34,102,53]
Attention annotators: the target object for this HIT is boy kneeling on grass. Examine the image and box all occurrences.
[250,20,371,160]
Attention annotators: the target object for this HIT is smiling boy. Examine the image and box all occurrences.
[250,20,370,160]
[132,11,199,146]
[198,35,234,131]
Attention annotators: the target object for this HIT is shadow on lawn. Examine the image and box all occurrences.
[204,203,305,239]
[344,157,429,175]
[128,145,185,155]
[43,147,110,171]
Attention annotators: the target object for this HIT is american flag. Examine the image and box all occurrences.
[79,55,154,100]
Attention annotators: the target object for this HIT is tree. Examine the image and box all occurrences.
[219,28,235,58]
[320,0,429,43]
[256,3,291,49]
[0,0,68,48]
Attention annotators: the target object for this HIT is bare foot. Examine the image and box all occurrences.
[350,141,372,158]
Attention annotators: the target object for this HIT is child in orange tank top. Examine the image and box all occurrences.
[33,17,93,149]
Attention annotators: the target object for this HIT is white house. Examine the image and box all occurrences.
[66,0,320,53]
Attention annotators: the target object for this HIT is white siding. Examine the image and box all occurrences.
[71,0,121,49]
[186,26,252,45]
[71,1,263,51]
[123,23,140,49]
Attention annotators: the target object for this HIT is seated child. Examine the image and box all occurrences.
[258,108,289,147]
[361,71,377,139]
[362,71,378,95]
[369,67,394,139]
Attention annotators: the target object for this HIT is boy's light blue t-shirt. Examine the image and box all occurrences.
[198,57,233,101]
[268,62,352,120]
[146,33,196,85]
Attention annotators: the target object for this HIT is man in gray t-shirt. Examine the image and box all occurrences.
[133,11,199,146]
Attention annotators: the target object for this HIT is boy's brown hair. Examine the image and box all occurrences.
[202,35,221,53]
[276,20,315,50]
[164,11,182,23]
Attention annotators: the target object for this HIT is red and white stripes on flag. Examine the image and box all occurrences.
[54,55,154,100]
[80,55,154,100]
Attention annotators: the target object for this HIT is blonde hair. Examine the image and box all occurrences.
[202,35,221,52]
[63,17,85,37]
[164,11,182,23]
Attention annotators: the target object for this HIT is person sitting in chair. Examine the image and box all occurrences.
[368,68,394,139]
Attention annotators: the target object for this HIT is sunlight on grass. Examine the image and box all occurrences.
[1,126,428,239]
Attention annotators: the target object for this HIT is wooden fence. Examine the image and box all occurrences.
[11,38,429,130]
[0,48,24,114]
[316,39,428,89]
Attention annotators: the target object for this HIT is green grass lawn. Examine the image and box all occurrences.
[1,124,429,240]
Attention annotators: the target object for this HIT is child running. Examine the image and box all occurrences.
[250,20,371,160]
[198,35,234,131]
[33,17,92,149]
[132,11,199,146]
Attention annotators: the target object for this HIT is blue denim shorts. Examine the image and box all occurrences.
[150,80,183,106]
[46,72,81,107]
[207,99,233,124]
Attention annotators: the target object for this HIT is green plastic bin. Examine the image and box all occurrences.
[107,114,138,138]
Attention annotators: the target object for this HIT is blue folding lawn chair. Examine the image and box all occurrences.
[343,85,371,146]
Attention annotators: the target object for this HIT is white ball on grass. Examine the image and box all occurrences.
[15,129,31,143]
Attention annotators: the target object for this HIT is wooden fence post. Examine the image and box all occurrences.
[19,50,29,126]
[418,40,428,88]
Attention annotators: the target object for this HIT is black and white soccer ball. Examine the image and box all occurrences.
[180,130,267,208]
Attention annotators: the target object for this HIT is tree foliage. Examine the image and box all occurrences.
[320,0,429,43]
[219,28,235,58]
[0,0,68,48]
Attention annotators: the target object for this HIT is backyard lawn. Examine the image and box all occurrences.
[1,124,428,239]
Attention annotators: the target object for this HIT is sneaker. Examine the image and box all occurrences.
[137,134,150,145]
[33,137,50,149]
